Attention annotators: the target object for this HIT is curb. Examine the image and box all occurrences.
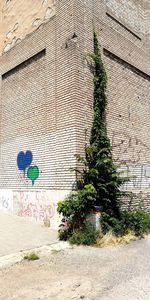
[0,241,72,269]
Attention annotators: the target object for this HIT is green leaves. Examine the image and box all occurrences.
[84,32,128,217]
[58,184,96,218]
[101,210,150,237]
[58,31,130,244]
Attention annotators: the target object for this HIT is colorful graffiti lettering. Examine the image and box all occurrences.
[17,203,56,223]
[14,191,57,224]
[0,190,66,229]
[17,151,40,186]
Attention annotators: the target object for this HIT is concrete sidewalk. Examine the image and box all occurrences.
[0,212,58,257]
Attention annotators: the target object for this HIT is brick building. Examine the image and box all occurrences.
[0,0,149,228]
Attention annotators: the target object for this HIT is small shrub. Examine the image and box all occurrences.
[121,210,150,236]
[24,251,39,261]
[69,224,99,246]
[101,210,150,237]
[58,184,96,235]
[58,222,73,241]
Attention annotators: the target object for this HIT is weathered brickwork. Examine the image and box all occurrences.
[93,1,150,210]
[0,0,149,225]
[0,0,56,55]
[105,0,148,35]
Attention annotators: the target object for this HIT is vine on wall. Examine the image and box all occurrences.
[57,32,128,241]
[84,32,126,217]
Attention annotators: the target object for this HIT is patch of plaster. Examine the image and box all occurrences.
[44,7,53,20]
[15,38,21,44]
[3,43,11,52]
[6,31,12,39]
[0,0,56,55]
[32,18,42,27]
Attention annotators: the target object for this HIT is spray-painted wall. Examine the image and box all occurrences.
[0,189,68,228]
[0,0,149,227]
[0,3,79,228]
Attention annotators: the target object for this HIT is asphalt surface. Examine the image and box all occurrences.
[0,235,149,299]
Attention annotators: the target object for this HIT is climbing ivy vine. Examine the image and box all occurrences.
[83,32,126,217]
[57,32,128,240]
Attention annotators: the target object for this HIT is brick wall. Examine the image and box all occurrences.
[0,11,78,225]
[0,12,79,190]
[0,0,149,225]
[94,0,150,210]
[105,0,148,35]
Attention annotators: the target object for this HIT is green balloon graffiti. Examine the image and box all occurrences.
[27,166,39,186]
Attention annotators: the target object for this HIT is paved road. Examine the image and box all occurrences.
[0,234,149,299]
[0,212,58,256]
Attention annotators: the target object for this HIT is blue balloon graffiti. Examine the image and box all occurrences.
[17,151,33,173]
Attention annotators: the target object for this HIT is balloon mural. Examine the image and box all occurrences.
[17,151,39,185]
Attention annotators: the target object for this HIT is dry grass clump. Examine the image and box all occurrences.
[96,231,138,247]
[24,251,39,261]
